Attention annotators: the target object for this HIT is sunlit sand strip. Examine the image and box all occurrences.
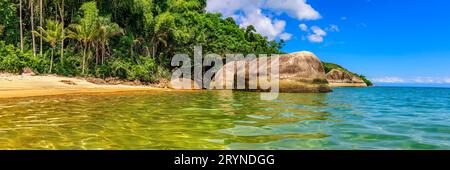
[0,75,167,99]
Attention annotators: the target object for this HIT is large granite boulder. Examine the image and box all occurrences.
[211,51,332,93]
[326,69,367,87]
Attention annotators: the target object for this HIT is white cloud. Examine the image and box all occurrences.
[206,0,320,40]
[307,34,324,43]
[311,26,326,36]
[413,77,436,83]
[372,77,450,84]
[326,24,340,32]
[264,0,321,20]
[372,77,405,83]
[445,78,450,83]
[280,33,293,40]
[359,22,368,28]
[412,77,450,84]
[299,24,308,31]
[206,0,261,17]
[299,25,339,43]
[305,26,327,43]
[239,9,287,40]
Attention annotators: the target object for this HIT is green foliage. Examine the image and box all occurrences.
[33,20,64,73]
[0,41,47,73]
[0,0,18,44]
[0,41,26,72]
[67,1,124,75]
[92,56,163,82]
[54,51,82,76]
[322,62,373,86]
[129,57,158,82]
[0,0,284,83]
[359,75,374,86]
[322,62,349,74]
[26,52,50,73]
[2,0,372,86]
[33,20,63,48]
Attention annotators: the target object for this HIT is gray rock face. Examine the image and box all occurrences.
[326,69,367,87]
[212,51,332,93]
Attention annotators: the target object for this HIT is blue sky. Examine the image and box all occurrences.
[207,0,450,86]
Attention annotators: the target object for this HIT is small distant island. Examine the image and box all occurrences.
[323,62,373,87]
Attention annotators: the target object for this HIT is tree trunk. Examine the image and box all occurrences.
[30,0,36,56]
[95,45,99,65]
[82,45,86,75]
[60,0,65,64]
[152,42,158,59]
[19,0,24,51]
[39,0,43,56]
[130,44,133,57]
[49,48,54,73]
[101,43,105,65]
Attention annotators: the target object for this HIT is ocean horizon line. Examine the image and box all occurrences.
[373,83,450,88]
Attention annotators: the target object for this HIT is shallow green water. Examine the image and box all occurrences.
[0,87,449,150]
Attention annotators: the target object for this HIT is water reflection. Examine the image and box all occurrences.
[1,87,449,149]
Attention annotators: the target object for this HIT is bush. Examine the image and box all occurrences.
[359,74,374,86]
[108,58,132,79]
[0,41,26,73]
[0,53,25,73]
[55,52,82,76]
[129,57,158,82]
[26,54,49,74]
[0,41,168,83]
[97,56,167,83]
[0,41,50,74]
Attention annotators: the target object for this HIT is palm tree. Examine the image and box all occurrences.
[123,32,144,61]
[66,22,98,75]
[65,1,100,75]
[32,20,63,73]
[96,17,123,64]
[151,12,175,64]
[66,1,123,74]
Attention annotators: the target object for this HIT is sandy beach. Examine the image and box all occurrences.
[0,74,166,99]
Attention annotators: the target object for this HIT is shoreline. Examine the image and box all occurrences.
[0,73,378,99]
[0,74,169,99]
[328,83,368,87]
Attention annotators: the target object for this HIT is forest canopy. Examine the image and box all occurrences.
[0,0,284,82]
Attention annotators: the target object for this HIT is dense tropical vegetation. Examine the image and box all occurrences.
[0,0,372,86]
[0,0,284,82]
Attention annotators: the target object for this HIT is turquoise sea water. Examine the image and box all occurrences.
[0,87,449,149]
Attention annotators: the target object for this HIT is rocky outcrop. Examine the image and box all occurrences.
[21,67,36,76]
[211,51,332,93]
[326,69,367,87]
